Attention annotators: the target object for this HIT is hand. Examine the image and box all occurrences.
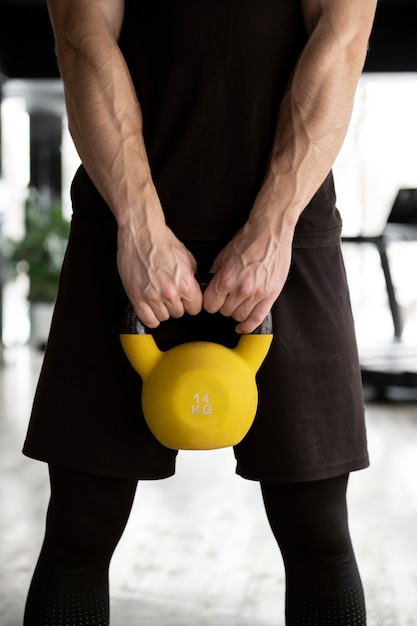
[203,219,293,333]
[117,218,203,328]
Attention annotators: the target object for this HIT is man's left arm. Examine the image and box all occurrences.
[203,0,377,333]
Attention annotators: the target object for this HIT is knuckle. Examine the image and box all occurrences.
[160,282,177,303]
[216,273,234,293]
[143,284,160,304]
[237,280,253,298]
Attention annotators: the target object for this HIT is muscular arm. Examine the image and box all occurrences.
[203,0,377,332]
[262,0,377,227]
[47,0,203,327]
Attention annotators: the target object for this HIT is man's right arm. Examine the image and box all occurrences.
[47,0,203,326]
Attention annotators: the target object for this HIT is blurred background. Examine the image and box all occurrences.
[0,1,416,625]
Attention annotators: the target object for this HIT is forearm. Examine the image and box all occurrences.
[48,1,164,232]
[250,2,376,236]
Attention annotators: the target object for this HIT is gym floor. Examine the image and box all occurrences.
[0,340,417,626]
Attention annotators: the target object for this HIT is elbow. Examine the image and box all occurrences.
[344,32,372,77]
[309,4,377,75]
[53,14,107,77]
[53,19,84,78]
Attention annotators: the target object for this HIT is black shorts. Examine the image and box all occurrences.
[23,211,369,482]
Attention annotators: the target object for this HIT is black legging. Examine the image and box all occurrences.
[261,476,366,624]
[24,466,365,625]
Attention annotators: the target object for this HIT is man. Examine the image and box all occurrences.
[23,1,377,624]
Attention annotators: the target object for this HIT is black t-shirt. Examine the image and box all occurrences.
[72,0,342,247]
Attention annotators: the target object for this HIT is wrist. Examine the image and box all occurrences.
[115,180,166,233]
[249,183,299,242]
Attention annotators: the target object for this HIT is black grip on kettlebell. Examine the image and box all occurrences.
[122,302,272,336]
[121,272,272,344]
[252,311,273,335]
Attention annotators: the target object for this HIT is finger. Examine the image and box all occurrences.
[203,288,227,314]
[217,280,255,318]
[183,290,204,316]
[153,276,203,321]
[225,296,254,323]
[234,299,272,335]
[171,274,202,316]
[164,299,185,319]
[144,277,186,321]
[132,301,161,329]
[202,275,230,314]
[158,275,203,319]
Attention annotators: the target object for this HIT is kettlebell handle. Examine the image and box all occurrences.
[119,274,273,450]
[121,273,273,336]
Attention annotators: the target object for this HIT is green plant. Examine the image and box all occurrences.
[6,188,70,303]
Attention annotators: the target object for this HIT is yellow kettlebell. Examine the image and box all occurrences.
[119,297,273,451]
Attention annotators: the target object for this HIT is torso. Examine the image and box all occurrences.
[74,0,342,246]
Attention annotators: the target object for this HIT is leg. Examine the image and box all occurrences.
[261,474,366,625]
[24,465,138,625]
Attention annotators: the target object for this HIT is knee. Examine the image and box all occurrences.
[43,467,137,574]
[301,512,355,576]
[261,476,356,578]
[43,514,116,575]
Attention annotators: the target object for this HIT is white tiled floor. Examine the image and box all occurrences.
[1,345,417,625]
